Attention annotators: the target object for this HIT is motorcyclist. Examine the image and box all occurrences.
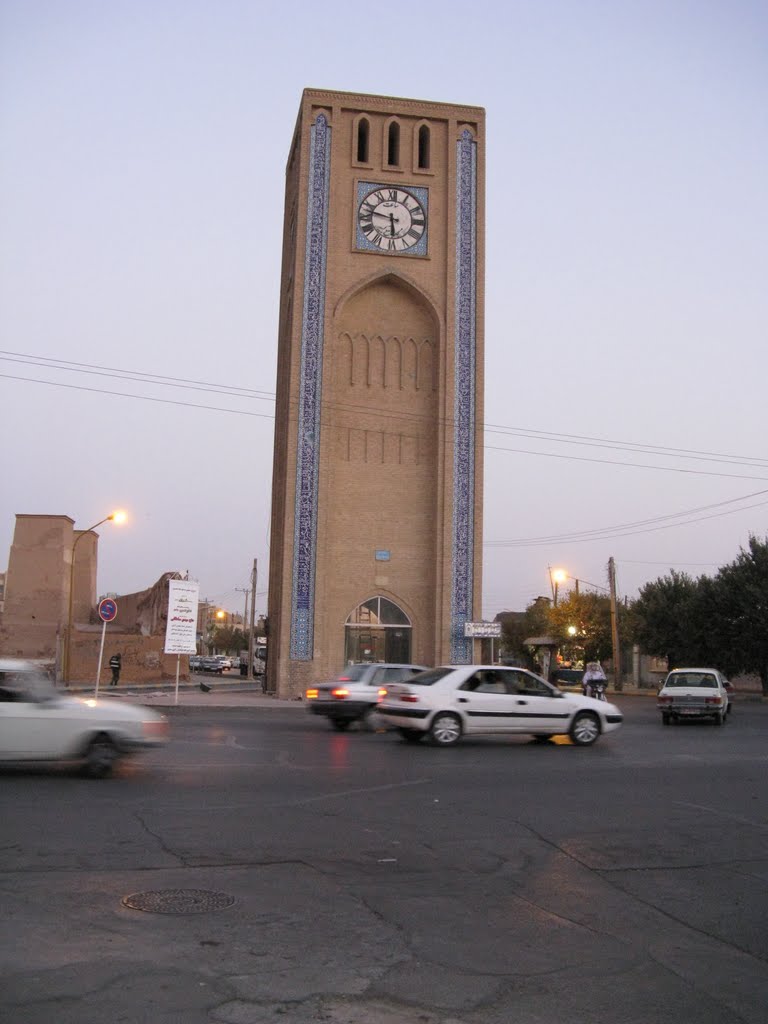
[582,660,607,699]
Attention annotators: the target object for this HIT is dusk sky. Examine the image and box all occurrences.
[1,0,766,622]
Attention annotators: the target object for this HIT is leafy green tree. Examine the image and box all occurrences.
[706,536,768,695]
[549,592,613,663]
[629,569,700,668]
[498,597,552,666]
[211,626,248,654]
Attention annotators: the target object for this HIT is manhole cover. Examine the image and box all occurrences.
[122,889,235,914]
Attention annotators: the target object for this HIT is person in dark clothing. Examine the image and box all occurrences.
[109,653,122,686]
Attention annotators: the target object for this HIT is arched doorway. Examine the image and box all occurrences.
[344,597,412,664]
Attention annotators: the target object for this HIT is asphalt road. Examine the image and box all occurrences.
[1,697,767,1024]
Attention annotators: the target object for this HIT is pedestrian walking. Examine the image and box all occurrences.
[109,652,122,686]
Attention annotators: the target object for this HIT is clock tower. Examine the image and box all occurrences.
[267,89,485,697]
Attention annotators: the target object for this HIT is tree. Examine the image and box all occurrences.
[210,626,248,654]
[629,570,701,668]
[549,591,613,663]
[706,535,768,695]
[498,597,551,666]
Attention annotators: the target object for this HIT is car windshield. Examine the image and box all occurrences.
[666,673,717,688]
[400,667,453,687]
[0,668,60,703]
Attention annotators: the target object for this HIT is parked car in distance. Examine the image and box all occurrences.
[0,658,169,777]
[377,665,623,746]
[306,663,429,730]
[199,656,225,675]
[550,668,584,688]
[214,656,232,670]
[189,655,203,673]
[657,668,732,726]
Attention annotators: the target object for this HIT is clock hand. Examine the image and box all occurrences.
[389,213,397,236]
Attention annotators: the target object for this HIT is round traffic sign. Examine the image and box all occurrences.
[98,598,118,622]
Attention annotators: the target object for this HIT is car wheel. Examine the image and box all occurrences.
[331,719,350,731]
[429,712,462,746]
[714,711,724,726]
[82,734,119,778]
[569,712,600,746]
[398,728,424,743]
[662,713,671,726]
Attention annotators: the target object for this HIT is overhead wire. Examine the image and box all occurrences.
[3,349,768,469]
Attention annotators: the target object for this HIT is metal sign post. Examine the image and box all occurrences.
[95,598,118,698]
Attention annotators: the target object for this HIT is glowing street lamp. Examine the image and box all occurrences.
[63,511,127,682]
[549,567,567,606]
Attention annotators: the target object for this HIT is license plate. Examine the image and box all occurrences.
[679,709,699,715]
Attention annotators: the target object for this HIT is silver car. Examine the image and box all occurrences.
[0,658,169,777]
[306,663,428,730]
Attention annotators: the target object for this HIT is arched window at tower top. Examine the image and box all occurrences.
[386,121,401,167]
[356,117,370,164]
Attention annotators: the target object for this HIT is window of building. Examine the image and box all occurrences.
[417,125,430,169]
[386,121,400,167]
[356,117,370,164]
[344,596,412,663]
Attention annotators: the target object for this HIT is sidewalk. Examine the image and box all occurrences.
[67,678,303,709]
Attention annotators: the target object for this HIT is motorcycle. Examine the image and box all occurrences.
[583,678,607,701]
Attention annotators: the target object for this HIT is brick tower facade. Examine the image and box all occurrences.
[267,89,485,697]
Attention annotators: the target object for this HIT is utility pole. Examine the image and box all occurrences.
[608,557,622,692]
[247,559,257,683]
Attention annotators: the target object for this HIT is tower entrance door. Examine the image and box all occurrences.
[344,597,412,664]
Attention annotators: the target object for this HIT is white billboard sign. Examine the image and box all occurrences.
[164,579,200,654]
[464,621,502,639]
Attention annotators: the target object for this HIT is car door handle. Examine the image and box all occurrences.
[458,697,469,703]
[516,699,528,705]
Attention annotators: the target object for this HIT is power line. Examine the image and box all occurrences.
[489,497,768,548]
[4,349,768,469]
[6,369,768,484]
[485,488,768,546]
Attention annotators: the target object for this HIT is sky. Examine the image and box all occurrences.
[1,0,767,622]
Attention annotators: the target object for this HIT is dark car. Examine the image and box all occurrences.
[551,668,584,688]
[199,657,225,675]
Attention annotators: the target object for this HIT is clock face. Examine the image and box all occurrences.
[357,187,426,253]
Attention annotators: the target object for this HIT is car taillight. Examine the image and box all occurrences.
[704,696,723,705]
[378,688,387,698]
[400,693,420,703]
[331,687,349,699]
[658,695,672,704]
[306,688,319,700]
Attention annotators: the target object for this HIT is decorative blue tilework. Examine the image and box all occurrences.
[290,114,331,660]
[355,181,429,257]
[450,130,477,664]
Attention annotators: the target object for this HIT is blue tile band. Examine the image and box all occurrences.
[450,129,478,663]
[290,114,331,660]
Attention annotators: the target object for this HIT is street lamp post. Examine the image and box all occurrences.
[63,511,126,683]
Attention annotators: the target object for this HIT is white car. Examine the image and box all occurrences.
[657,667,732,726]
[377,665,623,746]
[0,658,169,777]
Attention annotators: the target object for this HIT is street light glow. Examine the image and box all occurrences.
[551,568,567,584]
[63,509,128,682]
